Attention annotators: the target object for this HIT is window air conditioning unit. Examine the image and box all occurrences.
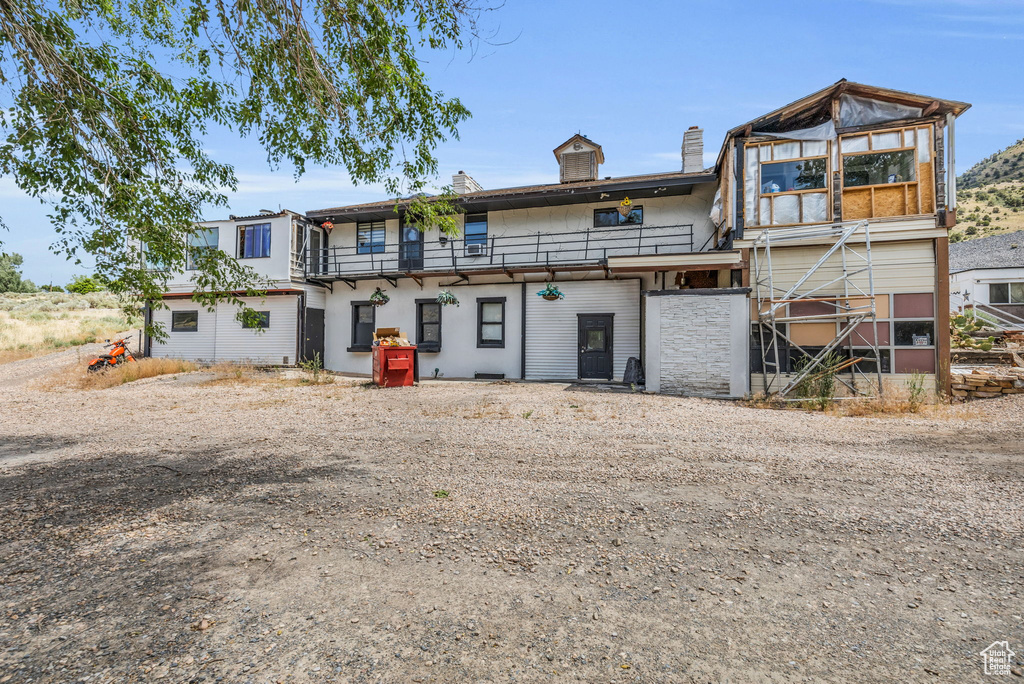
[465,243,487,257]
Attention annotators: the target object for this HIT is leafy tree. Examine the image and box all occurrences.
[40,284,64,292]
[0,0,484,334]
[0,253,37,292]
[66,274,105,294]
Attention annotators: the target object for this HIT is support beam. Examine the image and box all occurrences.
[405,273,424,287]
[378,274,398,288]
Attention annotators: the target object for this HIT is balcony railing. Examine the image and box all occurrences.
[305,223,695,279]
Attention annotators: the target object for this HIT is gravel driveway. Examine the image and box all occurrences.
[0,352,1022,683]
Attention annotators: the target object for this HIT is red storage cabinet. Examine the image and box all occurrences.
[372,345,417,387]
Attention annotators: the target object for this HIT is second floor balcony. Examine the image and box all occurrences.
[305,223,697,280]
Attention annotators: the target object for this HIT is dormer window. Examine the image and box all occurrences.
[553,134,604,183]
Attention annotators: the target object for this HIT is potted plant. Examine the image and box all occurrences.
[618,196,633,218]
[436,290,460,307]
[369,287,390,306]
[537,283,564,301]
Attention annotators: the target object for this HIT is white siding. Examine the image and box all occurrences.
[212,296,299,364]
[151,300,217,361]
[303,284,328,309]
[323,277,522,378]
[525,279,641,381]
[150,295,300,364]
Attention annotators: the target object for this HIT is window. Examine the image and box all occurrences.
[142,243,169,272]
[171,311,199,332]
[416,300,442,352]
[349,302,375,351]
[843,149,916,187]
[477,297,505,348]
[357,221,385,254]
[238,223,271,258]
[187,227,219,270]
[242,311,270,329]
[760,158,827,193]
[990,282,1024,304]
[464,213,487,246]
[594,206,643,227]
[894,321,934,347]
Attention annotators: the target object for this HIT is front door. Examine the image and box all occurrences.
[578,314,614,380]
[303,307,325,363]
[399,220,424,271]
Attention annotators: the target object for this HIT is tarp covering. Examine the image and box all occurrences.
[752,119,836,142]
[839,94,922,128]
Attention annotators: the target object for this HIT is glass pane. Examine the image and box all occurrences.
[421,304,440,323]
[189,227,218,248]
[621,208,643,225]
[464,214,487,245]
[357,305,373,324]
[894,321,934,346]
[843,150,916,187]
[481,302,503,323]
[760,158,826,193]
[481,323,502,341]
[851,348,891,374]
[421,323,440,343]
[990,283,1009,303]
[1011,283,1024,303]
[585,329,605,352]
[172,312,198,330]
[594,209,619,227]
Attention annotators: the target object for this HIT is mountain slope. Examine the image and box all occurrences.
[958,138,1024,188]
[951,181,1024,243]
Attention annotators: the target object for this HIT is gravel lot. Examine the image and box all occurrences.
[0,350,1022,683]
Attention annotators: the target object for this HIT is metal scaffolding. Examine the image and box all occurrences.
[751,220,884,398]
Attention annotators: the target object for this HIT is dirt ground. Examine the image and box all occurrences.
[0,350,1022,683]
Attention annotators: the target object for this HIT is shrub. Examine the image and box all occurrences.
[73,357,197,390]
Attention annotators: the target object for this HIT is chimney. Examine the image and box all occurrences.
[682,126,704,173]
[452,170,483,195]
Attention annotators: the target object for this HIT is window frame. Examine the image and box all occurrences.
[171,310,199,332]
[463,213,488,247]
[186,227,219,270]
[242,311,271,329]
[348,301,375,352]
[356,221,386,254]
[415,299,442,353]
[477,297,506,349]
[594,206,643,228]
[990,282,1024,304]
[841,147,918,189]
[237,223,272,259]
[757,153,829,226]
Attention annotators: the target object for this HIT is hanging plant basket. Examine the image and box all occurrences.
[369,287,390,307]
[536,283,565,301]
[618,196,633,218]
[436,290,460,307]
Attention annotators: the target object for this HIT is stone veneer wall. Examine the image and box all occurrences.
[950,366,1024,401]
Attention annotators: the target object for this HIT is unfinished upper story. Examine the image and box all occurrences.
[304,132,718,282]
[711,80,970,247]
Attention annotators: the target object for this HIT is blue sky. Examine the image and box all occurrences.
[4,0,1024,285]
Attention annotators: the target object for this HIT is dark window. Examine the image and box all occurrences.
[349,302,375,351]
[477,297,505,348]
[416,300,441,352]
[594,206,643,227]
[238,223,271,258]
[843,150,916,187]
[990,282,1024,304]
[894,321,934,346]
[464,213,487,246]
[171,311,199,332]
[750,323,788,373]
[357,221,385,254]
[187,228,219,270]
[242,311,270,329]
[760,158,827,193]
[850,348,892,374]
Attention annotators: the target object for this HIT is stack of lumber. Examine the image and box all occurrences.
[950,366,1024,400]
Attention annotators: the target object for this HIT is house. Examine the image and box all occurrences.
[950,230,1024,325]
[146,210,329,365]
[147,79,970,398]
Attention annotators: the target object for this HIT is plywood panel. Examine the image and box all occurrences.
[918,162,934,214]
[874,186,907,217]
[790,322,837,346]
[843,189,872,220]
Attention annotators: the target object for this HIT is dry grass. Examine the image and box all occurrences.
[72,358,198,390]
[745,380,959,418]
[201,362,260,386]
[0,292,139,364]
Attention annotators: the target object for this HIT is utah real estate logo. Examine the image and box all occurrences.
[981,641,1015,676]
